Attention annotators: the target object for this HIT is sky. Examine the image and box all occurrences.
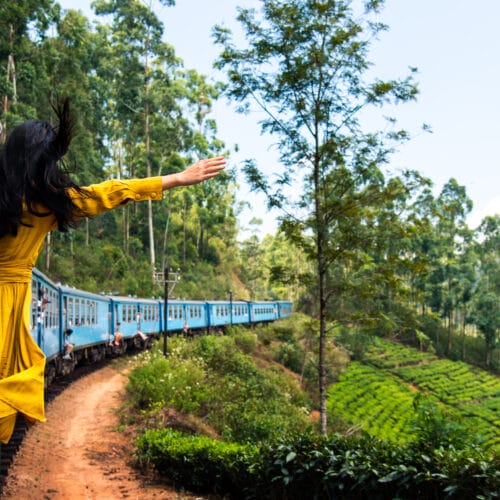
[58,0,500,236]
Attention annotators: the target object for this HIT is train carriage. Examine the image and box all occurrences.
[160,299,186,333]
[206,301,231,330]
[249,301,279,323]
[230,300,251,325]
[135,299,161,336]
[59,284,111,363]
[182,300,209,333]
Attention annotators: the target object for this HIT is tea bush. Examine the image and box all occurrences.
[136,429,500,499]
[136,429,257,496]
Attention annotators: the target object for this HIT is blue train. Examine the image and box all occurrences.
[31,268,293,385]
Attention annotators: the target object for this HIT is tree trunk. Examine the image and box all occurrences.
[318,265,328,435]
[314,142,328,435]
[2,25,17,143]
[144,31,155,278]
[461,304,467,361]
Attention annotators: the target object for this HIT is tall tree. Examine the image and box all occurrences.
[0,0,59,138]
[214,0,420,433]
[93,0,174,275]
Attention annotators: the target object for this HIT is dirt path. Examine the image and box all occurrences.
[1,366,196,500]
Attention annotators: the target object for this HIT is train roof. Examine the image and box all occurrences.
[109,295,161,304]
[58,284,108,301]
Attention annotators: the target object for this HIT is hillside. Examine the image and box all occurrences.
[124,320,499,497]
[328,337,500,450]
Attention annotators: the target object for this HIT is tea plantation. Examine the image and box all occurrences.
[328,337,500,450]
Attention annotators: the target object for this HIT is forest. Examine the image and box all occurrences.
[1,0,499,494]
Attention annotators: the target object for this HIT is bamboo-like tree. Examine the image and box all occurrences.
[214,0,420,433]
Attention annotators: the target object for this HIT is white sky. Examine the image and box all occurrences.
[59,0,499,235]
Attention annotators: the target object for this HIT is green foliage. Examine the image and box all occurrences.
[329,335,500,451]
[126,347,208,414]
[411,395,479,453]
[126,334,312,443]
[327,362,418,441]
[258,314,351,399]
[136,430,500,499]
[136,429,257,496]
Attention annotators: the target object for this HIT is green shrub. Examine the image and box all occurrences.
[136,429,258,496]
[136,430,500,499]
[127,335,312,443]
[231,329,259,354]
[126,346,209,414]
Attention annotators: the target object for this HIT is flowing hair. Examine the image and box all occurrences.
[0,99,85,237]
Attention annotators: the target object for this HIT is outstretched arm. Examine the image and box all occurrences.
[161,156,226,190]
[69,156,226,219]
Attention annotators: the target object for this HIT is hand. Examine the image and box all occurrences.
[177,156,226,187]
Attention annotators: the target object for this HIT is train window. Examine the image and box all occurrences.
[67,297,73,326]
[75,299,80,326]
[91,301,96,325]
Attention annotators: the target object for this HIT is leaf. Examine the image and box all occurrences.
[286,451,297,463]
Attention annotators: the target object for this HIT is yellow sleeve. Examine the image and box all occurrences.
[68,177,164,218]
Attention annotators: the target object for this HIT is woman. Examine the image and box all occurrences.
[0,100,225,443]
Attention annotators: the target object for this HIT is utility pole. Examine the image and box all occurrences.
[155,266,181,356]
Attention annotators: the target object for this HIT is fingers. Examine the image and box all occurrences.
[177,155,226,187]
[198,156,226,179]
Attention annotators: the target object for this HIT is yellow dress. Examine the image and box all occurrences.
[0,177,163,443]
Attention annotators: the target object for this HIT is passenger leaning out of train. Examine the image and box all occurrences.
[63,329,75,360]
[112,323,124,346]
[0,98,225,444]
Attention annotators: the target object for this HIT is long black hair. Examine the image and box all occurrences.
[0,99,84,237]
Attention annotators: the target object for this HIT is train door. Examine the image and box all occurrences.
[62,296,68,352]
[136,306,142,333]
